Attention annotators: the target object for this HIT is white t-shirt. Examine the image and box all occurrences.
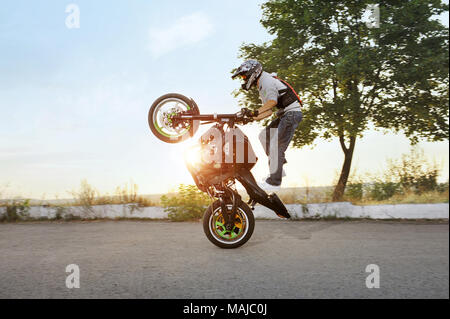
[257,71,301,113]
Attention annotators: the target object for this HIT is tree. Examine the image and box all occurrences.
[235,0,449,200]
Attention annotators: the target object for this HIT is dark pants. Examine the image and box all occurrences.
[258,111,303,186]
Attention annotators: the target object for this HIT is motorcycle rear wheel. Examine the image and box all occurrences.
[203,201,255,249]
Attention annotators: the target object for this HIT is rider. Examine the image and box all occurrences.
[232,59,303,191]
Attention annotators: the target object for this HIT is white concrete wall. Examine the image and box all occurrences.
[4,202,447,220]
[25,204,168,220]
[284,202,448,219]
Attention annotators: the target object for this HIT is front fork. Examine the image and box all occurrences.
[219,188,241,231]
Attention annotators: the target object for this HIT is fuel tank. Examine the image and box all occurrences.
[185,125,258,191]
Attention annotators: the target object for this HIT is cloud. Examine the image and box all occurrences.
[148,12,214,58]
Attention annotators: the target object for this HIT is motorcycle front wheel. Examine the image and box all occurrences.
[148,93,200,143]
[203,201,255,249]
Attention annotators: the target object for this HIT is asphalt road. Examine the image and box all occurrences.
[0,220,448,298]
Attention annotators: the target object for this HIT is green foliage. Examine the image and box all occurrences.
[52,206,67,220]
[437,181,449,194]
[369,181,402,201]
[160,184,211,222]
[237,0,449,144]
[346,182,364,201]
[0,200,30,222]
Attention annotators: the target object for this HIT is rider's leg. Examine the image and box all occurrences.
[266,111,303,186]
[258,117,288,182]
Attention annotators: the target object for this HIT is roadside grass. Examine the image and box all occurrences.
[68,180,156,208]
[348,189,449,206]
[276,188,449,205]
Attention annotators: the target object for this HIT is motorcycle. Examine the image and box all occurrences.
[148,93,290,248]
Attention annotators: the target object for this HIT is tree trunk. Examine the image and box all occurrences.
[332,135,356,201]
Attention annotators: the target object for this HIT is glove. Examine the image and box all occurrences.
[241,108,259,118]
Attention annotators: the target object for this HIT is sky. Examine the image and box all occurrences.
[0,0,448,199]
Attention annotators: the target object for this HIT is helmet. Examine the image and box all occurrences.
[231,59,263,91]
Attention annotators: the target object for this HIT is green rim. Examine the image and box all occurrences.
[215,218,242,239]
[154,121,190,138]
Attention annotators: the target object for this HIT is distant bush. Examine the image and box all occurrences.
[0,200,30,222]
[69,179,97,217]
[437,181,449,193]
[345,181,364,201]
[368,180,402,201]
[345,147,446,203]
[160,184,211,222]
[51,206,68,220]
[386,148,440,194]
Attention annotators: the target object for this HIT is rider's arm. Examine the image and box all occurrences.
[255,100,277,120]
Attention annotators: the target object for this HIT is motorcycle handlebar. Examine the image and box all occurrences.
[175,109,257,125]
